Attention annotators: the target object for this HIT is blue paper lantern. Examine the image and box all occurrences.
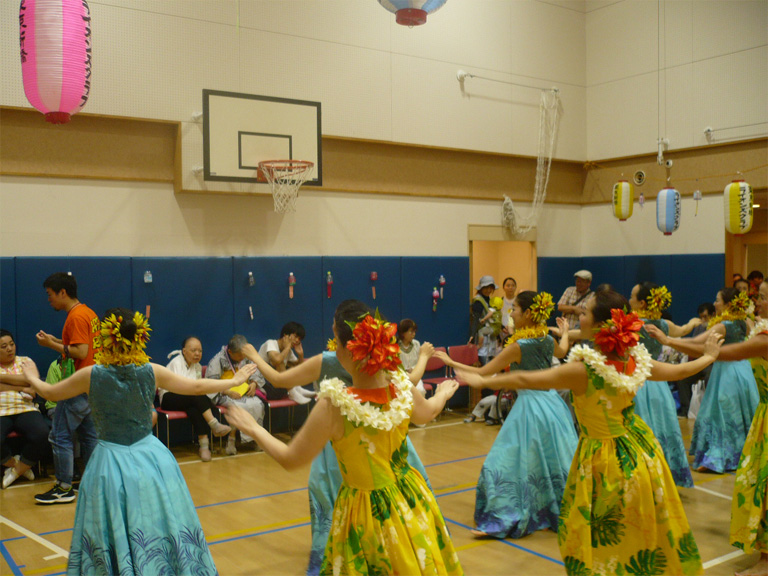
[378,0,448,26]
[656,187,681,236]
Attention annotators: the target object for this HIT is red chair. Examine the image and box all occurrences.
[422,346,451,393]
[447,344,479,387]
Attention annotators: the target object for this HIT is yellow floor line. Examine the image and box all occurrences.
[211,516,311,540]
[454,539,495,552]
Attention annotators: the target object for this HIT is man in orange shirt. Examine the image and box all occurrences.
[34,273,100,504]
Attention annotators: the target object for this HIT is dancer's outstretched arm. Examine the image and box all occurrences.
[436,343,520,375]
[553,317,570,359]
[407,342,434,385]
[225,399,338,470]
[647,332,721,380]
[646,324,724,358]
[411,379,459,424]
[241,343,322,388]
[153,363,257,395]
[666,317,701,337]
[456,362,589,395]
[22,361,91,400]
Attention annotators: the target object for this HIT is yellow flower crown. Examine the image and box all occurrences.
[95,312,151,366]
[730,291,753,315]
[326,338,337,351]
[638,286,671,320]
[529,292,555,325]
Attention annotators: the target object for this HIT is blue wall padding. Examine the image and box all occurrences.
[538,254,724,324]
[132,258,235,364]
[3,257,472,373]
[0,258,16,338]
[12,257,132,368]
[321,257,403,344]
[233,257,324,356]
[400,257,470,347]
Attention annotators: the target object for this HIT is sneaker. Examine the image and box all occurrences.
[225,442,237,456]
[484,418,500,426]
[13,456,35,481]
[2,468,19,489]
[210,421,231,437]
[287,387,312,405]
[35,484,76,504]
[199,446,212,462]
[463,415,476,424]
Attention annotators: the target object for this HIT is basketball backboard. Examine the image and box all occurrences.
[202,90,322,185]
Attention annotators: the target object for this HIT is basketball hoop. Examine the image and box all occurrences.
[257,160,315,213]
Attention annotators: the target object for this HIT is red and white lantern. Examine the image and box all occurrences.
[20,0,92,124]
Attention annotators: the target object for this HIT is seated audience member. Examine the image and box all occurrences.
[162,336,231,462]
[397,319,427,396]
[734,278,750,294]
[747,270,764,303]
[257,323,316,404]
[206,335,266,455]
[0,330,50,488]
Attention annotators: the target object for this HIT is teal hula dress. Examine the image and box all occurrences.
[689,320,759,472]
[474,336,578,538]
[67,363,217,576]
[634,319,694,487]
[307,352,431,575]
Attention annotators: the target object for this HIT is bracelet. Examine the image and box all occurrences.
[63,345,70,358]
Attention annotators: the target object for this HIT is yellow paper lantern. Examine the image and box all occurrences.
[612,180,634,221]
[723,180,753,235]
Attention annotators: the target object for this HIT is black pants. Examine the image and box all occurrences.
[160,393,220,437]
[263,381,288,400]
[1,411,51,467]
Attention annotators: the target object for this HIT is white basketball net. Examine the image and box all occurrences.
[259,160,315,213]
[502,90,561,235]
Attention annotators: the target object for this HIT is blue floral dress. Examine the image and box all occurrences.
[68,364,217,576]
[690,320,759,472]
[474,336,578,538]
[634,319,694,487]
[307,352,431,575]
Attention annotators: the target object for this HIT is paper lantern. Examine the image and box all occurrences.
[612,180,634,221]
[656,187,681,235]
[19,0,92,124]
[723,180,753,235]
[378,0,447,26]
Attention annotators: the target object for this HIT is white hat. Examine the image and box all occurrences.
[475,275,498,290]
[574,270,592,280]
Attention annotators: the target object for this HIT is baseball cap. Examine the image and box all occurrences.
[574,270,592,280]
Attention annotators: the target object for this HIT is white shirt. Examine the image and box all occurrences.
[501,297,515,329]
[162,353,202,402]
[258,339,298,367]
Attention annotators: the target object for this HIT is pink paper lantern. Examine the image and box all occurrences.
[19,0,92,124]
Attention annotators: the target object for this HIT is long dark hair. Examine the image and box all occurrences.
[592,291,630,325]
[334,300,374,347]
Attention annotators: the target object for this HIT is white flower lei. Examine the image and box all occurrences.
[748,319,768,340]
[318,369,413,431]
[566,343,653,394]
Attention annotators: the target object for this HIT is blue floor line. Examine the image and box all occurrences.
[444,517,564,566]
[0,541,23,576]
[195,486,308,509]
[209,521,311,546]
[436,486,476,498]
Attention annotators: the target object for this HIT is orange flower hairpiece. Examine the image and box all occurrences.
[346,312,402,376]
[594,308,644,359]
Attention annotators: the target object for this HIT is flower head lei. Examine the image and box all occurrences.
[345,311,402,376]
[593,308,644,359]
[529,292,555,325]
[95,312,151,366]
[318,370,413,431]
[638,286,671,320]
[708,291,755,329]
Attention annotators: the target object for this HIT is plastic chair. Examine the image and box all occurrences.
[422,346,450,393]
[447,344,479,386]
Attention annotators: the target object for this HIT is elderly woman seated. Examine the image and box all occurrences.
[0,329,51,489]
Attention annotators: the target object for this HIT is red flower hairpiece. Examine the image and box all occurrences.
[594,309,644,358]
[346,313,402,376]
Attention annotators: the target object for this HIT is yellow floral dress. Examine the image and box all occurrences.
[318,374,463,576]
[559,347,703,576]
[730,324,768,554]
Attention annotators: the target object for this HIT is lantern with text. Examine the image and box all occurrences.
[723,180,753,235]
[656,187,681,236]
[19,0,92,124]
[378,0,447,26]
[612,180,634,221]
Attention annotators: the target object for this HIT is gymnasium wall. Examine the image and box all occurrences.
[0,256,469,373]
[586,1,767,159]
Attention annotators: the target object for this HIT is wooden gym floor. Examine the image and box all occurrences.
[0,413,756,575]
